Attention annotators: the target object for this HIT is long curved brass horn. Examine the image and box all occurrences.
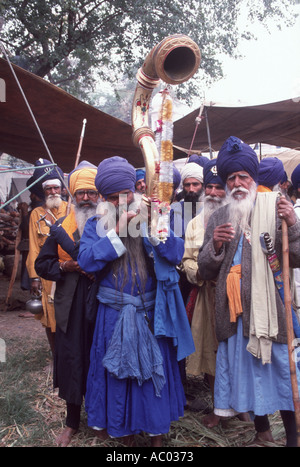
[132,34,201,198]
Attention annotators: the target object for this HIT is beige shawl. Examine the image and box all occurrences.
[247,191,279,364]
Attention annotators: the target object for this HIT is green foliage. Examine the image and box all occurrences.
[0,0,298,105]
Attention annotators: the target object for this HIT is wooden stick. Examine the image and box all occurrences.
[67,118,87,215]
[282,218,300,446]
[4,211,23,311]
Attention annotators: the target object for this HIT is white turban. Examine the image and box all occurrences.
[42,179,61,189]
[180,162,203,183]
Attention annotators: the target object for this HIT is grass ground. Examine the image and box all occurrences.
[0,333,286,448]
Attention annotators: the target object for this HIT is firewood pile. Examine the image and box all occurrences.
[0,208,20,252]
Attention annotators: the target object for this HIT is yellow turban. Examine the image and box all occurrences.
[68,161,97,196]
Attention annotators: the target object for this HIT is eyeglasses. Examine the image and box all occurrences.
[75,190,99,198]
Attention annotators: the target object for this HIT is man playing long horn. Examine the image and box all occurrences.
[77,156,194,447]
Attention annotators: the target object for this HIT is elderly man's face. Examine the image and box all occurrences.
[106,189,134,208]
[44,184,61,197]
[74,189,99,208]
[226,171,254,200]
[205,183,226,200]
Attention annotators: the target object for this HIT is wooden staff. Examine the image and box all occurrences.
[67,118,87,214]
[4,208,24,311]
[282,218,300,446]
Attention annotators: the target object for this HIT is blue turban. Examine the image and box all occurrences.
[204,158,225,188]
[217,136,259,183]
[281,171,288,184]
[28,158,64,199]
[188,154,208,168]
[26,175,45,200]
[291,164,300,189]
[258,157,285,188]
[33,158,64,184]
[135,169,145,183]
[173,164,181,190]
[95,156,136,198]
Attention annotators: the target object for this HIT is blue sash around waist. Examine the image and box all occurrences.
[97,286,165,397]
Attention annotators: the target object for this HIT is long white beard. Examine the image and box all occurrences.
[204,195,227,227]
[226,181,257,232]
[45,194,62,209]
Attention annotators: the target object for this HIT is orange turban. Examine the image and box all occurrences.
[68,160,97,196]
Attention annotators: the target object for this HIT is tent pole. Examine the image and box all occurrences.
[204,107,213,159]
[0,41,71,199]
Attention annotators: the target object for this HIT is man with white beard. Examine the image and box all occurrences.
[77,156,194,447]
[35,161,99,447]
[182,159,227,421]
[198,136,300,447]
[26,159,68,356]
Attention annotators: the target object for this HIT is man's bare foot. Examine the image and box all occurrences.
[120,435,135,447]
[202,412,220,428]
[255,429,275,444]
[93,428,109,441]
[56,427,77,447]
[237,412,251,422]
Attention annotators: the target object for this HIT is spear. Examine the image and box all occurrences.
[260,229,300,446]
[67,118,87,214]
[281,219,300,446]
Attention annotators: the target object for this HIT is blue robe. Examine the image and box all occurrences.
[77,217,193,437]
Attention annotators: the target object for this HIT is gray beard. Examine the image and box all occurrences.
[226,181,257,232]
[45,194,62,210]
[75,202,98,237]
[204,195,227,227]
[112,235,148,294]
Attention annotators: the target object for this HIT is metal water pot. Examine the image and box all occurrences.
[26,294,43,314]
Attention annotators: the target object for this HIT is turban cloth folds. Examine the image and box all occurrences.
[135,169,145,183]
[217,136,259,183]
[68,160,97,196]
[181,162,203,184]
[173,164,181,190]
[95,156,136,198]
[188,154,208,168]
[203,158,225,188]
[28,158,64,199]
[258,157,285,188]
[292,164,300,189]
[33,158,64,184]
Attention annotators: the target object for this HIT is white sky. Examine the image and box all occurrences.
[203,6,300,107]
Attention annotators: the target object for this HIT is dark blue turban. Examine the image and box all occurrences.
[281,171,288,184]
[95,156,136,198]
[26,175,45,200]
[188,154,208,168]
[291,164,300,189]
[33,158,64,184]
[258,157,285,188]
[135,169,145,183]
[173,164,181,190]
[217,136,259,183]
[204,158,225,188]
